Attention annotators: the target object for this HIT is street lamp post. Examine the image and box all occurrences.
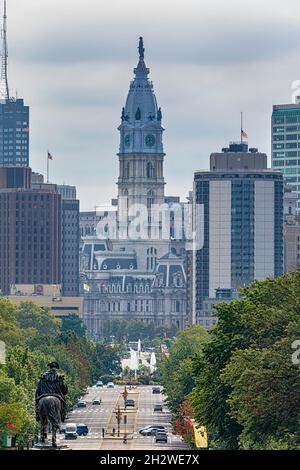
[122,386,128,409]
[115,406,122,437]
[123,415,127,444]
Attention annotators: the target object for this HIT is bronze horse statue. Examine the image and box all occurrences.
[35,362,68,448]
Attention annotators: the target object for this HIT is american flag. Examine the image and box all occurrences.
[47,151,53,160]
[241,130,248,140]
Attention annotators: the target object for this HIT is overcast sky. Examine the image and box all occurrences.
[5,0,300,209]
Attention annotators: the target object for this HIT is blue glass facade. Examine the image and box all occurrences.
[231,179,255,290]
[194,170,284,311]
[272,104,300,212]
[0,98,29,166]
[274,180,284,277]
[195,180,209,311]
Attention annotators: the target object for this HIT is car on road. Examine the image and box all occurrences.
[65,423,78,439]
[152,387,161,394]
[96,381,103,388]
[107,382,115,388]
[155,432,168,443]
[125,399,135,407]
[139,425,165,436]
[76,423,89,436]
[92,397,102,405]
[77,400,87,408]
[153,404,163,412]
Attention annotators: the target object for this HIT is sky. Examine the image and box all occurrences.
[5,0,300,210]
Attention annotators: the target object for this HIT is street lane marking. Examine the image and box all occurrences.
[98,391,121,450]
[129,390,141,450]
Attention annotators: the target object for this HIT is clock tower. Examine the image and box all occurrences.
[117,37,165,222]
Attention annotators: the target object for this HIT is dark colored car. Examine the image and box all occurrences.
[125,399,135,408]
[152,387,161,394]
[153,404,163,412]
[77,400,87,408]
[76,423,89,436]
[155,432,168,443]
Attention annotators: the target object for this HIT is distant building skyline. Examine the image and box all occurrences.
[272,103,300,213]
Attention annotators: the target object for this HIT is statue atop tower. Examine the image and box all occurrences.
[138,36,145,60]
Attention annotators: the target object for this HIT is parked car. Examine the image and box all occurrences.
[155,432,168,443]
[139,425,165,436]
[96,381,103,388]
[153,404,163,412]
[92,397,102,405]
[76,423,89,436]
[77,400,87,408]
[125,399,135,407]
[152,387,161,394]
[107,382,115,388]
[65,423,77,439]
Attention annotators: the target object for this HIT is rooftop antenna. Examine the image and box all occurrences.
[0,0,9,101]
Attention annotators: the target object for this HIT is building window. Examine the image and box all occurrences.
[147,247,157,270]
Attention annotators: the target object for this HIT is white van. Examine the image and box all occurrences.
[65,423,77,439]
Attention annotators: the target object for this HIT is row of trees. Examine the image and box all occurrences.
[103,319,178,345]
[159,271,300,450]
[0,300,121,447]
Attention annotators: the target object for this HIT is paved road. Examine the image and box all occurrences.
[57,385,188,450]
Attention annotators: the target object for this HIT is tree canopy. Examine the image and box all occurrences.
[190,271,300,449]
[0,299,121,446]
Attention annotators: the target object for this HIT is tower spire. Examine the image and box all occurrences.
[134,36,149,78]
[0,0,9,101]
[138,36,144,60]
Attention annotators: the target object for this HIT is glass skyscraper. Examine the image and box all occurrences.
[193,142,284,317]
[0,98,29,166]
[272,104,300,212]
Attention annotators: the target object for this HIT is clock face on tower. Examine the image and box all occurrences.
[145,134,156,147]
[124,134,131,147]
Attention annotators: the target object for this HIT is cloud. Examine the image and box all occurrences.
[3,0,300,209]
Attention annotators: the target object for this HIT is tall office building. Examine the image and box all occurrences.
[57,185,80,296]
[0,166,61,295]
[31,173,80,297]
[193,142,284,322]
[0,2,30,167]
[272,104,300,212]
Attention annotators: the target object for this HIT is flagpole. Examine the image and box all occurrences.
[47,151,49,183]
[240,111,243,145]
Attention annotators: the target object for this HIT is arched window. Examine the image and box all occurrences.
[124,163,129,178]
[146,162,156,178]
[147,247,157,270]
[147,190,154,209]
[123,189,129,210]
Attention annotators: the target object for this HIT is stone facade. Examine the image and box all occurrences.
[81,39,188,337]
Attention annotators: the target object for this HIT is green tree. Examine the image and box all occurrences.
[61,314,86,337]
[159,325,209,413]
[191,271,300,449]
[0,298,22,346]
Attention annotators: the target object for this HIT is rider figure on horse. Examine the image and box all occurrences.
[35,361,68,423]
